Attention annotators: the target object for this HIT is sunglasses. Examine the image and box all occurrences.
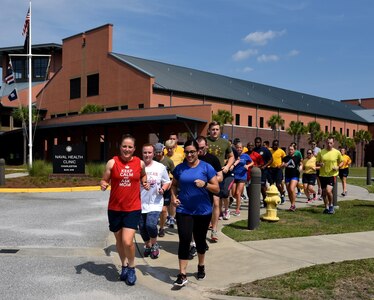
[307,152,312,155]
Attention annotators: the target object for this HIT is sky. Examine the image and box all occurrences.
[1,0,374,101]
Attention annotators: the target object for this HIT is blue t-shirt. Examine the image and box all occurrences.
[173,160,216,215]
[254,146,272,165]
[233,153,252,180]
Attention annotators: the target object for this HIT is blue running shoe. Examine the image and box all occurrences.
[120,265,128,281]
[125,267,136,286]
[328,206,335,214]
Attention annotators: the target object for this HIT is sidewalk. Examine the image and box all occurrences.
[108,183,374,299]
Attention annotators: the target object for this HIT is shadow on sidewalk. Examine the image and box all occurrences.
[74,261,119,282]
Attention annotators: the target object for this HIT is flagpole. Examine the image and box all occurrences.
[28,1,32,167]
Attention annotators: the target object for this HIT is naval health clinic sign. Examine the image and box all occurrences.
[53,144,85,174]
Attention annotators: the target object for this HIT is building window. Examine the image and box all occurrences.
[353,129,356,137]
[235,114,240,125]
[138,104,144,109]
[70,78,81,99]
[87,73,99,97]
[1,115,10,127]
[248,115,252,127]
[259,117,264,128]
[158,104,165,107]
[347,129,350,137]
[340,128,342,134]
[325,126,328,133]
[333,126,336,133]
[33,58,49,80]
[10,57,49,82]
[121,105,128,110]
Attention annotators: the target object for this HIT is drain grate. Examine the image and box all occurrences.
[0,249,19,254]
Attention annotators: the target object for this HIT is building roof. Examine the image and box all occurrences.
[110,53,368,124]
[352,109,374,123]
[0,43,62,62]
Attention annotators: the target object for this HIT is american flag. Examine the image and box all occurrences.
[4,64,15,85]
[22,8,30,36]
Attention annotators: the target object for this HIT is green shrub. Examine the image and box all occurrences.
[28,160,52,177]
[86,162,105,178]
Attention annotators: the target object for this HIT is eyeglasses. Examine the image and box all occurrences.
[307,152,312,155]
[184,150,197,155]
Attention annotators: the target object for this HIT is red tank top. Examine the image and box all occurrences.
[108,156,142,212]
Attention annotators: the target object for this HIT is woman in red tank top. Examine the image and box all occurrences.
[100,134,148,286]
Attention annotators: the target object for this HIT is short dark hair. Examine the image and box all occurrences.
[196,136,207,144]
[208,121,220,129]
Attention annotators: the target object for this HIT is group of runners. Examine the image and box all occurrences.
[100,123,352,287]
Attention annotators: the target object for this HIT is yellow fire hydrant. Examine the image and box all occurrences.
[261,184,281,222]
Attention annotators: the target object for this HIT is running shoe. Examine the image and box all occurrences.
[218,213,223,220]
[125,267,136,286]
[150,243,160,259]
[223,209,230,220]
[323,208,329,214]
[288,205,296,212]
[158,228,165,237]
[174,274,188,287]
[233,210,241,216]
[120,265,128,281]
[143,246,151,257]
[197,265,206,280]
[189,245,197,259]
[296,192,302,197]
[211,230,218,242]
[280,195,285,204]
[328,206,335,214]
[341,192,346,197]
[168,217,175,228]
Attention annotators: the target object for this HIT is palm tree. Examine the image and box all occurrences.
[267,114,285,140]
[286,121,308,146]
[307,121,321,144]
[212,109,233,134]
[354,130,372,167]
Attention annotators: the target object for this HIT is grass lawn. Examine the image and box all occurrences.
[224,258,374,299]
[221,200,374,299]
[347,178,374,193]
[222,200,374,242]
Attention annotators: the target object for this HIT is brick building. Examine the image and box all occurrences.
[0,24,372,165]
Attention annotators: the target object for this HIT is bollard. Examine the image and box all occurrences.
[247,167,261,230]
[333,176,338,208]
[0,158,5,186]
[367,162,372,186]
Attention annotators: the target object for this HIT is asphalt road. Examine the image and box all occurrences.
[0,191,171,300]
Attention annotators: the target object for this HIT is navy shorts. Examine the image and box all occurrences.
[260,168,269,186]
[108,209,141,232]
[302,173,316,185]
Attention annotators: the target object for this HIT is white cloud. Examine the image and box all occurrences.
[243,29,286,45]
[243,67,254,73]
[257,54,279,63]
[232,49,258,61]
[288,49,300,57]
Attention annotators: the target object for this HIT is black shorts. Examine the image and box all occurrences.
[302,173,316,185]
[163,189,171,206]
[339,168,349,179]
[108,209,141,232]
[268,168,283,185]
[319,176,335,189]
[218,172,234,198]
